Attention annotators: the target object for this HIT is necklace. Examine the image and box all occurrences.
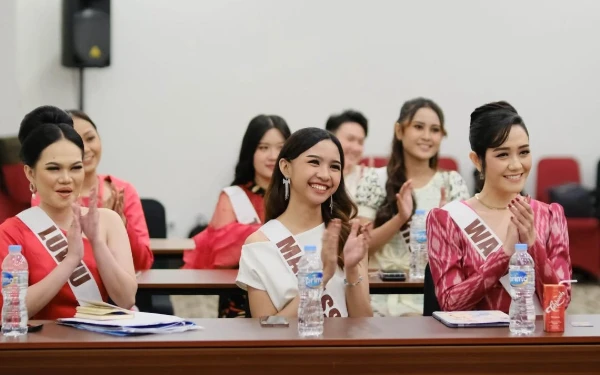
[475,193,508,210]
[250,182,266,197]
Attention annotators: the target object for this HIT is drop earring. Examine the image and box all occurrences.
[283,177,290,200]
[29,182,37,199]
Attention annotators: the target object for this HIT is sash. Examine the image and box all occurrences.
[260,220,345,317]
[223,186,260,225]
[17,207,103,304]
[443,201,542,315]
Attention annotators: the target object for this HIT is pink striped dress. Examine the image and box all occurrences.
[427,199,572,313]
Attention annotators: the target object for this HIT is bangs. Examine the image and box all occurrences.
[487,113,524,149]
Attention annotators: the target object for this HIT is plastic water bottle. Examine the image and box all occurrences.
[509,243,536,335]
[2,245,28,337]
[297,245,324,337]
[409,209,427,280]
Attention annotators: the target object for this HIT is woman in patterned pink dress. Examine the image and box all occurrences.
[427,101,572,313]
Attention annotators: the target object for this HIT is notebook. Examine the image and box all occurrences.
[432,310,510,328]
[74,300,135,321]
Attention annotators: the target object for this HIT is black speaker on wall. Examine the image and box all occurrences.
[62,0,110,68]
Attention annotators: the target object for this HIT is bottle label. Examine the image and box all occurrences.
[509,270,529,287]
[305,272,323,288]
[1,272,14,287]
[414,229,426,243]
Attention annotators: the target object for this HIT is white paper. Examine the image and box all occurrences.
[58,311,187,327]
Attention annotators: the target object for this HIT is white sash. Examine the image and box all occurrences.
[260,220,346,317]
[443,201,542,315]
[223,186,260,225]
[17,207,103,304]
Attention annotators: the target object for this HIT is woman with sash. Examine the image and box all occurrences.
[31,110,153,271]
[325,109,369,199]
[236,128,373,318]
[0,106,136,319]
[182,114,290,318]
[355,98,469,316]
[427,101,572,313]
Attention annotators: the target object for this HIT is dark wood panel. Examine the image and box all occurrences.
[0,345,598,375]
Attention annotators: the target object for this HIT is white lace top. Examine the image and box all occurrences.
[344,164,369,200]
[355,167,470,316]
[355,167,470,270]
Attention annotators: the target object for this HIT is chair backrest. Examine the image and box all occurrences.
[597,160,600,216]
[438,156,459,172]
[361,156,460,172]
[536,157,581,203]
[423,263,440,316]
[0,137,32,223]
[140,198,167,238]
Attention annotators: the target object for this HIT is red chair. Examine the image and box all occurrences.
[438,156,459,172]
[536,158,581,204]
[0,163,31,224]
[360,155,459,171]
[536,157,600,279]
[360,156,388,168]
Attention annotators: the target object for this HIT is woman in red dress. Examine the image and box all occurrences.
[0,106,136,319]
[183,114,291,317]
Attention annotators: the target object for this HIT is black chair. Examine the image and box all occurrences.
[473,168,484,195]
[139,198,172,315]
[423,263,440,316]
[141,198,167,239]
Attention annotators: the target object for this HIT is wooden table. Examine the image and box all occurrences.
[150,238,194,255]
[150,238,194,269]
[136,269,425,296]
[1,315,599,374]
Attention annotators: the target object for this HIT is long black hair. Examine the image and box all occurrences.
[231,115,291,186]
[265,127,357,267]
[374,98,445,228]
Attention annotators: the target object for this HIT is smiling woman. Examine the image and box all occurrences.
[426,101,572,314]
[182,114,291,318]
[30,110,154,271]
[0,105,137,320]
[236,127,373,319]
[354,98,469,316]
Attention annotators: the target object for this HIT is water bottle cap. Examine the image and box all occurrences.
[415,209,426,215]
[515,243,528,252]
[8,245,21,253]
[304,245,317,252]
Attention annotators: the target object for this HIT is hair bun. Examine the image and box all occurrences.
[470,101,517,124]
[18,106,73,144]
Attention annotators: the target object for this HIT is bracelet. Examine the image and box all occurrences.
[344,275,363,287]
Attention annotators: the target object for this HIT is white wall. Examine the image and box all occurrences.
[0,0,19,136]
[10,0,600,236]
